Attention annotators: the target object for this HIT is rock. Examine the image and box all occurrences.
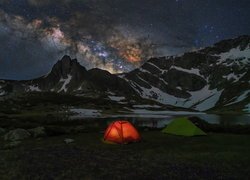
[11,108,17,111]
[72,126,86,133]
[163,69,207,91]
[1,36,249,112]
[125,36,250,111]
[64,138,75,144]
[4,129,31,141]
[46,126,72,136]
[38,55,88,92]
[4,141,21,149]
[0,127,6,135]
[28,127,46,138]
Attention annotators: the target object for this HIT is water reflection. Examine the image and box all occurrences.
[196,114,250,126]
[67,108,250,129]
[79,114,250,129]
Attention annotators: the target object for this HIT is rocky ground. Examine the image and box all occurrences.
[1,129,250,179]
[0,92,249,179]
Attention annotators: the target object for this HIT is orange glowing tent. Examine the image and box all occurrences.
[103,121,141,144]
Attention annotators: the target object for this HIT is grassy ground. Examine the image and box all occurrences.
[1,131,250,180]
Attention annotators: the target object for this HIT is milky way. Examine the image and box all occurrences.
[0,0,250,79]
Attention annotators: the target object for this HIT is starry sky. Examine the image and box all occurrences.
[0,0,250,80]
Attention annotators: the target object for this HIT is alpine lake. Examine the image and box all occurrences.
[1,108,250,179]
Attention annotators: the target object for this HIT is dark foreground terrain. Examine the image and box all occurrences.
[1,131,250,180]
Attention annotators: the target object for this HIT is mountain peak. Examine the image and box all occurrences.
[200,35,250,55]
[49,55,86,79]
[61,55,72,62]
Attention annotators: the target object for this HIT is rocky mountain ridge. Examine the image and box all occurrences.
[124,35,249,111]
[0,36,249,112]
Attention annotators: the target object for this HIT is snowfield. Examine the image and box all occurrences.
[125,45,250,112]
[226,90,250,106]
[130,78,223,111]
[59,75,72,92]
[216,46,250,65]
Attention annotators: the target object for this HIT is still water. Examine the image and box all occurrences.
[69,110,250,129]
[104,114,250,128]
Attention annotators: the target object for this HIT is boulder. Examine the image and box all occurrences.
[64,138,75,144]
[4,141,21,149]
[0,127,6,135]
[4,129,31,141]
[28,127,46,138]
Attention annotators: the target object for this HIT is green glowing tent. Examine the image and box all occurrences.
[162,117,207,136]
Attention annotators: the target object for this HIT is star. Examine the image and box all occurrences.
[0,0,249,79]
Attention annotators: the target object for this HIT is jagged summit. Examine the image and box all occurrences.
[48,55,87,79]
[124,35,250,112]
[31,55,134,95]
[200,35,250,54]
[0,36,249,112]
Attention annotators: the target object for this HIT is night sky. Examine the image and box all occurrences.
[0,0,250,80]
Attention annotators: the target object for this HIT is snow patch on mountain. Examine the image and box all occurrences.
[118,74,126,78]
[194,90,223,111]
[0,91,5,96]
[77,86,82,91]
[244,104,250,113]
[185,86,223,111]
[171,66,202,76]
[131,80,223,111]
[140,85,183,106]
[217,46,250,65]
[59,75,72,92]
[130,109,204,116]
[28,85,41,92]
[223,72,247,82]
[133,104,161,108]
[139,67,152,74]
[147,62,163,72]
[226,90,250,106]
[108,96,125,102]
